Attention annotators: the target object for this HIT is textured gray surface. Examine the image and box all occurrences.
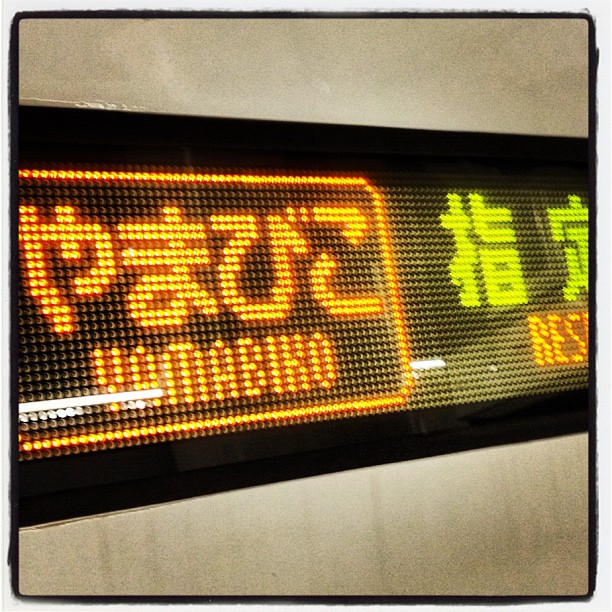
[19,434,588,596]
[19,18,588,136]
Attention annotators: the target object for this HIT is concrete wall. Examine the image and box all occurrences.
[16,17,589,597]
[20,434,588,596]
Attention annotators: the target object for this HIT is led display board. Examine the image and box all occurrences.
[16,107,589,524]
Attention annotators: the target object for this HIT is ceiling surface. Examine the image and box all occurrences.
[18,17,589,136]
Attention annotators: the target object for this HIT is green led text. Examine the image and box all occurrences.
[547,195,588,302]
[441,193,528,307]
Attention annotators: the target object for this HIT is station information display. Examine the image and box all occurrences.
[18,164,588,461]
[14,108,589,522]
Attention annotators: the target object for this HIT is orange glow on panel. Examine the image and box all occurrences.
[364,186,413,392]
[93,345,159,394]
[310,253,384,316]
[217,211,310,321]
[20,392,405,453]
[160,342,210,405]
[208,340,240,401]
[19,169,372,189]
[308,206,384,316]
[18,205,116,334]
[118,205,218,327]
[312,206,370,246]
[18,169,415,457]
[236,337,268,397]
[528,311,588,366]
[210,213,309,321]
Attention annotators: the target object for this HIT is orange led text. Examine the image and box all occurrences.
[18,205,116,334]
[528,311,588,366]
[93,331,337,407]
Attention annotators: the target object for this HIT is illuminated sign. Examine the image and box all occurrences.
[14,107,589,525]
[18,164,589,462]
[13,109,589,510]
[18,170,420,458]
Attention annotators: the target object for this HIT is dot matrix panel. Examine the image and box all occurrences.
[18,170,413,460]
[17,162,588,462]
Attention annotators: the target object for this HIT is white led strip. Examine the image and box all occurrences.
[18,388,165,414]
[410,359,447,370]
